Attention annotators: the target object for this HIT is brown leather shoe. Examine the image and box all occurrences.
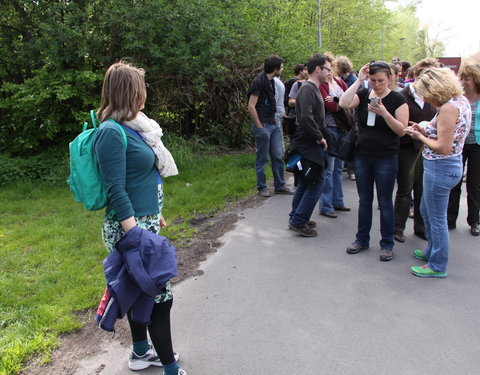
[394,231,405,243]
[334,206,351,212]
[288,223,317,237]
[320,212,337,218]
[307,220,317,228]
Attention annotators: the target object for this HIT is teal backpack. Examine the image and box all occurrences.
[68,110,127,210]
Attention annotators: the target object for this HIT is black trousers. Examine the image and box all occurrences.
[448,143,480,226]
[394,146,425,234]
[128,298,175,365]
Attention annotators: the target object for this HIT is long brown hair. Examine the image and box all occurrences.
[97,61,147,123]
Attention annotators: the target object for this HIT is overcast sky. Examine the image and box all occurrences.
[387,0,479,57]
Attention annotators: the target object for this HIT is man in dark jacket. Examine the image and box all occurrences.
[288,53,332,237]
[394,58,440,242]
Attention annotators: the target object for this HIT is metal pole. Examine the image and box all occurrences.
[317,0,322,49]
[381,25,384,60]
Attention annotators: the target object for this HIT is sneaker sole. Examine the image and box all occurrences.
[129,352,179,371]
[129,361,163,371]
[346,247,368,254]
[413,255,428,261]
[410,270,447,278]
[413,251,428,261]
[379,256,393,261]
[288,224,317,237]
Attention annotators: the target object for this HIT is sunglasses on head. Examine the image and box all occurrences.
[370,61,390,69]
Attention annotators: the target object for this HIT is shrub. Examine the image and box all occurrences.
[0,149,69,188]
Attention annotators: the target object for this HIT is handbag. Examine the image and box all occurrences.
[336,130,356,161]
[332,107,356,131]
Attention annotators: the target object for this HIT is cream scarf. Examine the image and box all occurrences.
[124,112,178,177]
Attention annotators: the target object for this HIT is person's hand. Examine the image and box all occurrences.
[367,99,388,117]
[121,217,137,232]
[324,95,334,103]
[316,138,328,150]
[404,127,424,140]
[358,64,370,82]
[408,121,427,136]
[160,216,167,228]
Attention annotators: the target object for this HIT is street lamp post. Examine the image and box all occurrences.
[399,37,406,60]
[317,0,322,49]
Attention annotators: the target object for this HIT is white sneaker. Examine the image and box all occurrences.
[128,346,180,371]
[178,369,188,375]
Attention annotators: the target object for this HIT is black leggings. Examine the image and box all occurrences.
[127,299,175,365]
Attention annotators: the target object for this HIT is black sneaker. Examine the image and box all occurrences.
[288,223,317,237]
[346,242,368,254]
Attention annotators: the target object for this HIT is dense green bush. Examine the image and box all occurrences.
[0,0,427,156]
[0,134,234,188]
[0,149,69,187]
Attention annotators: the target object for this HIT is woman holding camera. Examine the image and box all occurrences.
[406,68,471,277]
[318,65,351,218]
[339,62,408,261]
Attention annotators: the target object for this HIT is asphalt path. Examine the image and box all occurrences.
[75,175,480,375]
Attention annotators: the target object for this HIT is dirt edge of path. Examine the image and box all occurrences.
[21,193,265,375]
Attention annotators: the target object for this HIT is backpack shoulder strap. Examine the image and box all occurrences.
[91,110,127,150]
[105,118,128,150]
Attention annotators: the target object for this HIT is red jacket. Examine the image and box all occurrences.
[319,78,348,114]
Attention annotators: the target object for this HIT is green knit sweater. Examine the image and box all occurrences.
[94,121,160,222]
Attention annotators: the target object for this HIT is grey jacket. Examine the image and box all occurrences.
[291,81,328,166]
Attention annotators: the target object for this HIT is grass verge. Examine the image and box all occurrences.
[0,150,262,375]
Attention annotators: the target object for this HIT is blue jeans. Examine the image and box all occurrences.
[319,127,345,213]
[252,123,286,191]
[421,156,462,272]
[289,171,325,226]
[354,153,398,250]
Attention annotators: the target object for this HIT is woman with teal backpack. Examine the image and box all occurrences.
[94,61,187,375]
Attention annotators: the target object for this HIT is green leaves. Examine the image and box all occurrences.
[0,0,429,155]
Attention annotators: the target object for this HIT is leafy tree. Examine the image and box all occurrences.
[0,0,433,156]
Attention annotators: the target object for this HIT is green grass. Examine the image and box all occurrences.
[0,151,264,375]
